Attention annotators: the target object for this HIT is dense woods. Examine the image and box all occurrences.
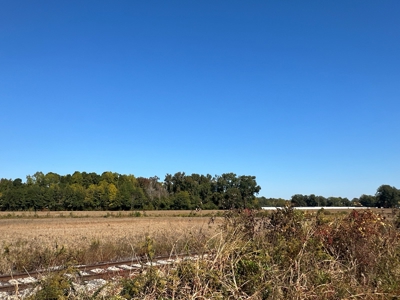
[0,171,398,211]
[0,172,261,211]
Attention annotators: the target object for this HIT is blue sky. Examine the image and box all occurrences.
[1,1,399,199]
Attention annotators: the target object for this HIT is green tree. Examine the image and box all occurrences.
[1,186,26,210]
[376,185,400,208]
[85,184,103,209]
[215,173,238,194]
[291,194,307,206]
[221,187,242,209]
[101,171,118,185]
[172,191,191,209]
[25,185,48,210]
[0,178,13,192]
[32,172,46,186]
[107,183,120,210]
[13,178,23,187]
[326,197,350,207]
[63,184,85,210]
[258,197,290,207]
[71,171,83,186]
[44,172,61,187]
[359,194,376,207]
[48,184,64,210]
[238,175,261,208]
[316,196,327,206]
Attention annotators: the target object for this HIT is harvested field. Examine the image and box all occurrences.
[0,212,221,274]
[1,208,400,299]
[0,216,216,246]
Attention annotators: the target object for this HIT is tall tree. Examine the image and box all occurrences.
[238,175,261,208]
[291,194,307,206]
[376,185,400,208]
[359,194,376,207]
[172,191,191,210]
[45,172,61,187]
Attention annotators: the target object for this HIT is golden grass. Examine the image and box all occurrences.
[116,208,400,299]
[3,208,400,299]
[0,217,211,245]
[0,213,221,274]
[1,208,396,276]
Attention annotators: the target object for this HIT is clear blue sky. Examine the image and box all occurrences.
[1,1,399,199]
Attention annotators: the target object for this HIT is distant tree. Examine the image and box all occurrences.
[359,194,376,207]
[221,187,242,209]
[32,172,46,186]
[82,172,95,188]
[13,178,23,187]
[327,197,347,206]
[257,197,289,207]
[60,174,72,186]
[44,172,61,187]
[306,194,318,206]
[25,185,50,211]
[85,184,103,209]
[107,183,120,210]
[63,184,85,210]
[48,184,63,210]
[238,175,261,208]
[0,179,13,207]
[316,196,327,206]
[71,171,83,186]
[376,185,400,208]
[291,194,307,206]
[129,188,148,210]
[172,191,191,210]
[0,178,13,192]
[1,186,25,210]
[101,171,118,185]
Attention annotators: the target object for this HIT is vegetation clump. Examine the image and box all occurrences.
[4,208,400,299]
[117,208,400,299]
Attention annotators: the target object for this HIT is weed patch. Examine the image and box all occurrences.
[4,209,400,299]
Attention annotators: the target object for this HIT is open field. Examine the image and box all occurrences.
[0,207,394,218]
[0,212,221,275]
[0,208,395,253]
[1,208,400,298]
[0,216,217,246]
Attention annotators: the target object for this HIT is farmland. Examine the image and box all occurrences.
[1,208,399,299]
[0,211,220,275]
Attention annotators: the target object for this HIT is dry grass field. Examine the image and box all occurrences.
[1,208,399,298]
[0,208,396,273]
[0,216,215,246]
[0,211,222,274]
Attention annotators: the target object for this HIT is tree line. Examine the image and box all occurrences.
[0,171,398,211]
[0,171,260,211]
[258,184,400,208]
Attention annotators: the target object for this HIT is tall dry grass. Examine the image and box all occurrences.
[0,216,216,274]
[118,208,400,299]
[3,208,400,299]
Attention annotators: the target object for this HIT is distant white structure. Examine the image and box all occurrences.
[261,206,370,210]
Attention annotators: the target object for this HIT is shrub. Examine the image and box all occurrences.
[117,209,400,299]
